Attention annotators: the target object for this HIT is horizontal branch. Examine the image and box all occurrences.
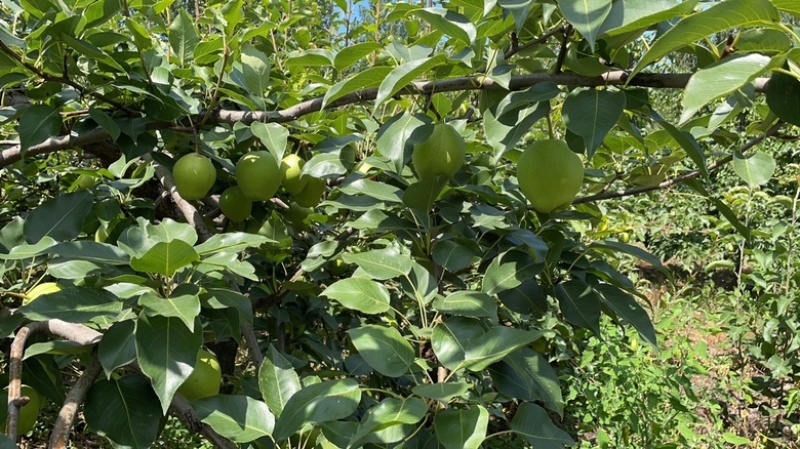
[0,72,772,170]
[209,72,770,124]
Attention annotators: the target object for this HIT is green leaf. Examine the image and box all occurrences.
[273,379,361,441]
[338,179,404,203]
[59,33,126,72]
[555,279,602,336]
[599,0,698,37]
[0,237,56,260]
[203,288,253,324]
[462,326,542,371]
[510,403,575,449]
[482,250,543,296]
[681,54,771,123]
[595,284,657,347]
[19,286,122,323]
[434,406,489,449]
[250,122,289,161]
[117,218,198,257]
[130,240,199,276]
[411,8,477,44]
[139,291,201,331]
[490,347,563,414]
[45,241,129,265]
[192,395,275,443]
[89,109,121,141]
[321,278,391,314]
[412,382,471,403]
[733,151,776,187]
[23,190,93,244]
[652,113,708,177]
[735,29,792,54]
[773,0,800,15]
[333,42,383,71]
[721,432,752,445]
[194,36,224,65]
[495,82,561,117]
[348,325,415,377]
[432,240,478,273]
[375,112,432,173]
[375,54,448,107]
[18,104,62,152]
[433,291,497,321]
[323,66,393,108]
[349,397,428,447]
[431,318,485,370]
[285,49,334,71]
[341,247,413,280]
[241,43,271,96]
[562,88,626,157]
[684,179,752,243]
[258,346,301,417]
[84,375,162,449]
[168,8,199,66]
[98,320,137,378]
[194,232,272,255]
[484,102,550,160]
[766,71,800,126]
[556,0,612,52]
[403,174,448,212]
[498,0,534,33]
[630,0,780,78]
[135,315,203,414]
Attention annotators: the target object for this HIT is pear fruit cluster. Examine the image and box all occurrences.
[281,154,326,208]
[172,149,329,224]
[517,140,584,213]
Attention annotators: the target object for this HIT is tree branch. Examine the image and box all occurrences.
[153,162,264,371]
[5,320,102,442]
[48,358,103,449]
[573,121,785,204]
[0,72,772,169]
[153,162,214,243]
[208,72,769,124]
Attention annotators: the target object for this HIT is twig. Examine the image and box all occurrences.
[573,121,784,204]
[48,358,103,449]
[504,24,567,62]
[553,25,573,74]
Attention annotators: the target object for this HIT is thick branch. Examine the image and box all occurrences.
[0,128,110,167]
[209,72,768,123]
[153,163,214,242]
[48,358,103,449]
[574,121,784,204]
[0,73,772,169]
